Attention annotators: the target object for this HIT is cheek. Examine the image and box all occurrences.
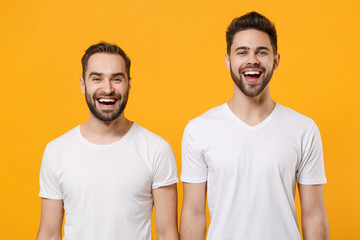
[230,57,246,69]
[112,86,126,96]
[229,59,237,70]
[85,86,98,98]
[230,61,243,76]
[263,57,276,68]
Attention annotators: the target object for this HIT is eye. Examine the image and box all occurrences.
[237,51,246,55]
[93,77,100,82]
[113,78,123,82]
[258,51,268,55]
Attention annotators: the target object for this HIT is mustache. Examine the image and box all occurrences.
[93,93,122,100]
[238,64,266,73]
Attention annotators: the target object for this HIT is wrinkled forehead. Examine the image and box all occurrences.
[231,29,273,52]
[86,53,127,78]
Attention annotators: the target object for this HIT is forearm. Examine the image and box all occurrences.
[302,211,330,240]
[180,211,206,240]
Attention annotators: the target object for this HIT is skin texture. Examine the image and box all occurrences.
[180,183,207,240]
[180,29,329,239]
[37,52,179,239]
[299,184,330,240]
[153,184,180,239]
[36,199,63,240]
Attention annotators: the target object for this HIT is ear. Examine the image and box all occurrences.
[80,77,85,94]
[273,53,280,70]
[225,54,230,71]
[128,78,132,90]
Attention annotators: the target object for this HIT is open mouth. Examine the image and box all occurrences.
[242,70,263,82]
[97,98,118,106]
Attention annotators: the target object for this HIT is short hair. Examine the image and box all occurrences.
[81,42,131,79]
[226,12,278,54]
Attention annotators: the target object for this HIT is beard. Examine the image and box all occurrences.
[230,64,274,97]
[85,86,129,122]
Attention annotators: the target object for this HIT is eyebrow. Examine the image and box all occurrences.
[234,46,270,51]
[112,72,126,78]
[257,46,270,51]
[88,72,126,77]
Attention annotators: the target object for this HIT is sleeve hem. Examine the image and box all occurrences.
[297,179,327,185]
[180,176,207,183]
[152,178,179,189]
[39,192,63,200]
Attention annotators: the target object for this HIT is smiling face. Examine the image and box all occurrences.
[226,29,280,97]
[80,53,130,122]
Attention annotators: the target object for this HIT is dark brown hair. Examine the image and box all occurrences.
[81,42,131,79]
[226,12,278,54]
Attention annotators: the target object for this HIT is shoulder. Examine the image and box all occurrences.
[274,104,323,145]
[276,104,317,130]
[132,123,164,143]
[132,123,175,171]
[132,123,172,151]
[186,104,228,130]
[193,104,227,122]
[45,126,79,154]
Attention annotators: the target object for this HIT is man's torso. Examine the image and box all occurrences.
[181,103,326,239]
[40,123,178,240]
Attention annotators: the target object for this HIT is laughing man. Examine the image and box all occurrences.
[180,12,330,240]
[37,42,179,240]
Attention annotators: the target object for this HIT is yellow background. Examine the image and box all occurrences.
[0,0,359,239]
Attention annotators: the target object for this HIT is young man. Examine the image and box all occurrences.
[180,12,330,240]
[37,42,179,240]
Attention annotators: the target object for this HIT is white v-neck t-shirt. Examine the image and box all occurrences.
[181,103,326,240]
[39,123,178,240]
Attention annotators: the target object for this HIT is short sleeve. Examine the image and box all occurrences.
[152,139,179,189]
[296,123,327,185]
[39,147,63,199]
[180,121,208,183]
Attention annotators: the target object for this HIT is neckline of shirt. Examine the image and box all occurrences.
[223,102,280,131]
[75,122,137,148]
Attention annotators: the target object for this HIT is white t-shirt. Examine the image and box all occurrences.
[181,103,326,240]
[39,123,178,240]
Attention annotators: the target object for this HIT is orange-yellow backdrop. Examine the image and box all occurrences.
[1,0,359,239]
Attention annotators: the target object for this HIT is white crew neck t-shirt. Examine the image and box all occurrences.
[39,122,178,240]
[181,103,326,240]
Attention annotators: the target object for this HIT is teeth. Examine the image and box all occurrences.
[98,98,116,103]
[244,71,260,75]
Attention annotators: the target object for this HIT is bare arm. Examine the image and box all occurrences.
[153,183,179,240]
[298,184,330,240]
[180,182,207,240]
[36,198,64,240]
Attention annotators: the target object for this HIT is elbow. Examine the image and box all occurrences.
[156,218,179,240]
[36,231,62,240]
[37,236,62,240]
[301,210,330,240]
[157,228,179,240]
[302,207,328,224]
[179,211,206,239]
[180,207,206,224]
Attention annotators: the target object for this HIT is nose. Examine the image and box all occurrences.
[246,52,260,65]
[102,80,114,95]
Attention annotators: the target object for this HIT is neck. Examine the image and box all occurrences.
[80,113,133,145]
[227,84,276,126]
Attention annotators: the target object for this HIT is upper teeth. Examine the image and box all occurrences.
[99,99,115,103]
[244,71,260,75]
